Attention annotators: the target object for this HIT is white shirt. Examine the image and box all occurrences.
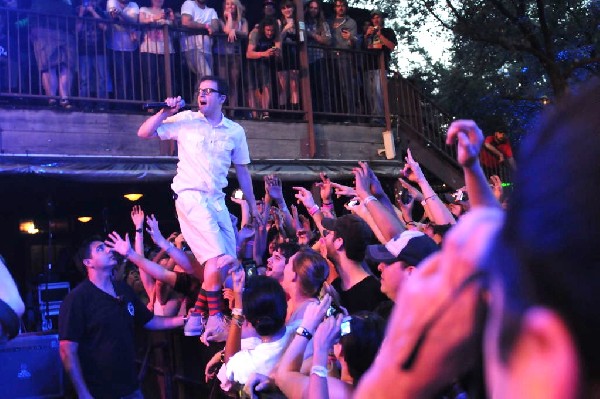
[179,0,218,52]
[157,110,250,195]
[218,326,295,389]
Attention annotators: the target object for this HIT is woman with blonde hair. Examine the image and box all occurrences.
[216,0,248,113]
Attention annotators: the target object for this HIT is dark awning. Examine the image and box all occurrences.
[0,154,403,182]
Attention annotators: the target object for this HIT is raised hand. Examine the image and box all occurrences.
[445,120,484,168]
[301,294,332,334]
[162,96,184,116]
[398,177,424,202]
[265,174,284,202]
[402,148,426,184]
[292,186,317,209]
[105,231,131,256]
[313,314,343,354]
[331,182,356,198]
[352,162,371,200]
[145,214,166,246]
[130,205,144,229]
[490,175,503,200]
[314,172,333,202]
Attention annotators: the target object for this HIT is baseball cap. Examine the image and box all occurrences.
[321,215,373,262]
[366,230,439,266]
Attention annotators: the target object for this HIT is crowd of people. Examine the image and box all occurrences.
[0,73,583,398]
[2,2,598,399]
[0,0,397,120]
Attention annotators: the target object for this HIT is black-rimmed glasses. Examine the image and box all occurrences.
[198,88,223,96]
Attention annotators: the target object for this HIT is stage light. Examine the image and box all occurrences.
[123,193,143,201]
[19,220,39,234]
[77,216,92,223]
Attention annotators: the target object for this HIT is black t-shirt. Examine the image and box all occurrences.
[332,275,387,315]
[364,27,397,70]
[59,280,153,399]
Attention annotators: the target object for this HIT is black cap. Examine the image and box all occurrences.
[366,231,438,266]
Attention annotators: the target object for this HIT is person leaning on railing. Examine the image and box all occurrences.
[139,0,175,104]
[76,0,109,110]
[29,0,76,109]
[106,0,140,101]
[216,0,248,114]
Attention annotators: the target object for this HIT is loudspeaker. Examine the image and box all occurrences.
[0,332,64,398]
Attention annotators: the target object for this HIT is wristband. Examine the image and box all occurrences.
[363,195,378,206]
[295,326,313,340]
[232,308,243,317]
[310,365,328,378]
[308,204,320,216]
[423,194,437,203]
[135,228,143,233]
[232,314,245,328]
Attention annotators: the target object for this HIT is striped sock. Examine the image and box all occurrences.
[191,289,208,316]
[205,290,224,316]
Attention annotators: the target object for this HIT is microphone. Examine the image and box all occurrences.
[143,99,186,110]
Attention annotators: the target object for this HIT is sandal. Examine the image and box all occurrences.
[60,99,73,110]
[48,98,57,106]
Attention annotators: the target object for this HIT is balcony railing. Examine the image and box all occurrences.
[0,6,392,127]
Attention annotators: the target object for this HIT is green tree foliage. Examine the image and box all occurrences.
[394,0,600,138]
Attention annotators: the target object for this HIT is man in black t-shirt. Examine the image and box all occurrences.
[59,237,185,399]
[321,215,387,314]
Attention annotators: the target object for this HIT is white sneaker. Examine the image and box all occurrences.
[184,312,205,336]
[200,313,230,345]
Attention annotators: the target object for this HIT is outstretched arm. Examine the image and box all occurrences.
[403,149,456,225]
[446,120,500,209]
[353,162,405,242]
[106,232,178,288]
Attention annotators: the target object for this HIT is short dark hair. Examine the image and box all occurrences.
[339,311,386,384]
[198,75,229,97]
[243,276,287,336]
[273,242,300,262]
[77,235,103,266]
[488,79,600,390]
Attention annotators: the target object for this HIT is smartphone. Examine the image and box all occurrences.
[340,316,351,337]
[345,198,359,208]
[242,259,258,282]
[400,190,412,205]
[233,188,244,200]
[326,303,342,318]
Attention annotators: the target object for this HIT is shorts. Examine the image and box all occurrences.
[174,190,236,264]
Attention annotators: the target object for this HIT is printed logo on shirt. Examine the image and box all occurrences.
[127,302,135,316]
